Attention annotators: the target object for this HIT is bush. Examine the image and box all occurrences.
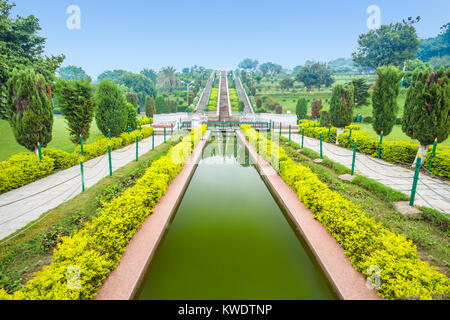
[363,116,373,123]
[0,125,207,300]
[275,105,283,114]
[0,153,54,193]
[42,149,79,169]
[126,102,138,131]
[241,125,450,300]
[330,83,354,128]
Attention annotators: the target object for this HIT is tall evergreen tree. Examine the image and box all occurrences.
[95,80,128,136]
[7,68,53,151]
[402,67,450,164]
[295,98,308,118]
[155,96,169,114]
[311,99,323,119]
[372,66,404,136]
[351,78,371,107]
[126,102,137,131]
[54,76,94,144]
[144,96,155,117]
[329,84,355,128]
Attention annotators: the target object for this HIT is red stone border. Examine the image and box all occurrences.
[236,130,381,300]
[94,131,211,300]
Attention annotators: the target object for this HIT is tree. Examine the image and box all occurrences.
[54,76,94,144]
[351,78,371,107]
[417,23,449,62]
[372,66,403,136]
[319,110,331,127]
[311,99,323,119]
[125,92,138,109]
[117,73,156,107]
[352,23,419,69]
[140,68,157,84]
[157,66,180,92]
[95,80,128,136]
[126,103,137,131]
[97,69,128,82]
[402,67,449,164]
[238,100,245,112]
[279,77,294,92]
[403,59,433,87]
[330,84,354,128]
[144,96,155,117]
[0,0,64,119]
[259,62,282,76]
[296,98,308,118]
[238,58,259,70]
[58,65,88,81]
[155,96,170,114]
[6,68,53,151]
[295,63,334,91]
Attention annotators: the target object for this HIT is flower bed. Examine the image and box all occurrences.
[0,127,154,195]
[207,88,219,112]
[229,88,239,111]
[241,125,450,300]
[0,125,207,300]
[298,120,450,179]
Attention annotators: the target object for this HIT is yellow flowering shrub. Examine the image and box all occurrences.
[0,125,206,300]
[241,125,450,300]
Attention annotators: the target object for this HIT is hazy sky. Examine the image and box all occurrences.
[11,0,450,79]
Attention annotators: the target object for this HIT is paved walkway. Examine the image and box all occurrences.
[283,133,450,214]
[0,133,179,242]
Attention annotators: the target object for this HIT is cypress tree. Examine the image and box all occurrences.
[296,98,308,118]
[126,102,138,131]
[330,83,354,128]
[372,66,403,136]
[54,76,94,144]
[7,68,53,151]
[402,67,450,164]
[155,96,169,114]
[95,80,128,136]
[144,96,155,117]
[351,78,371,107]
[311,99,323,120]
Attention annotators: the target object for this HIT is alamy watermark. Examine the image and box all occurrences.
[66,5,81,30]
[366,5,381,30]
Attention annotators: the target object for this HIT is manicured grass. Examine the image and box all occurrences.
[0,137,182,293]
[277,136,449,278]
[355,123,450,147]
[0,115,103,161]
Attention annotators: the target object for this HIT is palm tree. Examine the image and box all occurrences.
[157,66,180,92]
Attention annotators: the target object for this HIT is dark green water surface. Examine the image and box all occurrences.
[136,134,336,300]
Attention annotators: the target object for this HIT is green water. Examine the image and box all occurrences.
[135,134,336,300]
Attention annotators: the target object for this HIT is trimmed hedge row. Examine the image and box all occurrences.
[138,117,153,125]
[229,88,239,111]
[298,120,450,178]
[208,88,219,112]
[0,127,154,195]
[0,125,207,300]
[241,125,450,300]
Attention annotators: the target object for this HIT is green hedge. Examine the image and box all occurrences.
[298,120,450,179]
[0,127,155,195]
[0,125,207,300]
[241,125,450,300]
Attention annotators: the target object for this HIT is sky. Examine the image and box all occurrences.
[11,0,450,79]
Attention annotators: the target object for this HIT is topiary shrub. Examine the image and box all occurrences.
[126,102,137,131]
[330,83,354,128]
[42,149,79,169]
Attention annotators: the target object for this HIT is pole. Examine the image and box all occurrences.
[37,142,42,161]
[128,127,130,134]
[152,129,155,150]
[108,129,111,140]
[80,160,85,192]
[301,128,304,149]
[320,133,323,159]
[164,127,166,143]
[289,125,291,142]
[79,135,84,156]
[428,138,438,173]
[279,122,282,137]
[377,131,384,159]
[410,154,422,206]
[328,126,331,143]
[136,135,139,162]
[348,129,353,147]
[351,140,357,176]
[108,143,112,177]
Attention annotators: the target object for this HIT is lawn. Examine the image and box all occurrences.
[0,115,103,161]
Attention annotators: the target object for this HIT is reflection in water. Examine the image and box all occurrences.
[135,133,336,300]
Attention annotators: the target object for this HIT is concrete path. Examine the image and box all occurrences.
[234,73,255,115]
[283,133,450,214]
[0,133,180,242]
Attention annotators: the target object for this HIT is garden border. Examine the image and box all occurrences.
[236,130,381,300]
[94,130,211,300]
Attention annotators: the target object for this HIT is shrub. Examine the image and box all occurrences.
[311,99,323,119]
[126,102,138,131]
[363,116,373,123]
[95,80,128,137]
[241,126,450,300]
[330,83,354,128]
[296,98,308,118]
[275,105,283,114]
[0,125,207,300]
[42,149,79,169]
[0,153,54,193]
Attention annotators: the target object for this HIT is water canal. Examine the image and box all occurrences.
[135,133,336,300]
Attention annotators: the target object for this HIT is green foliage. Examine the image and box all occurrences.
[417,23,449,62]
[97,70,128,83]
[0,125,207,300]
[352,23,419,68]
[329,83,354,128]
[0,0,65,119]
[140,68,157,84]
[116,73,156,107]
[0,153,54,193]
[295,98,308,118]
[403,59,433,88]
[351,78,371,107]
[279,77,294,91]
[311,99,323,119]
[229,88,239,111]
[207,88,219,112]
[57,66,88,81]
[144,96,155,117]
[7,68,53,151]
[54,76,94,144]
[238,100,245,112]
[238,58,259,70]
[319,110,331,127]
[42,149,79,169]
[295,63,334,91]
[372,66,404,136]
[242,126,450,300]
[95,80,128,137]
[155,96,170,114]
[125,93,138,109]
[259,62,282,76]
[126,103,137,131]
[402,67,450,147]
